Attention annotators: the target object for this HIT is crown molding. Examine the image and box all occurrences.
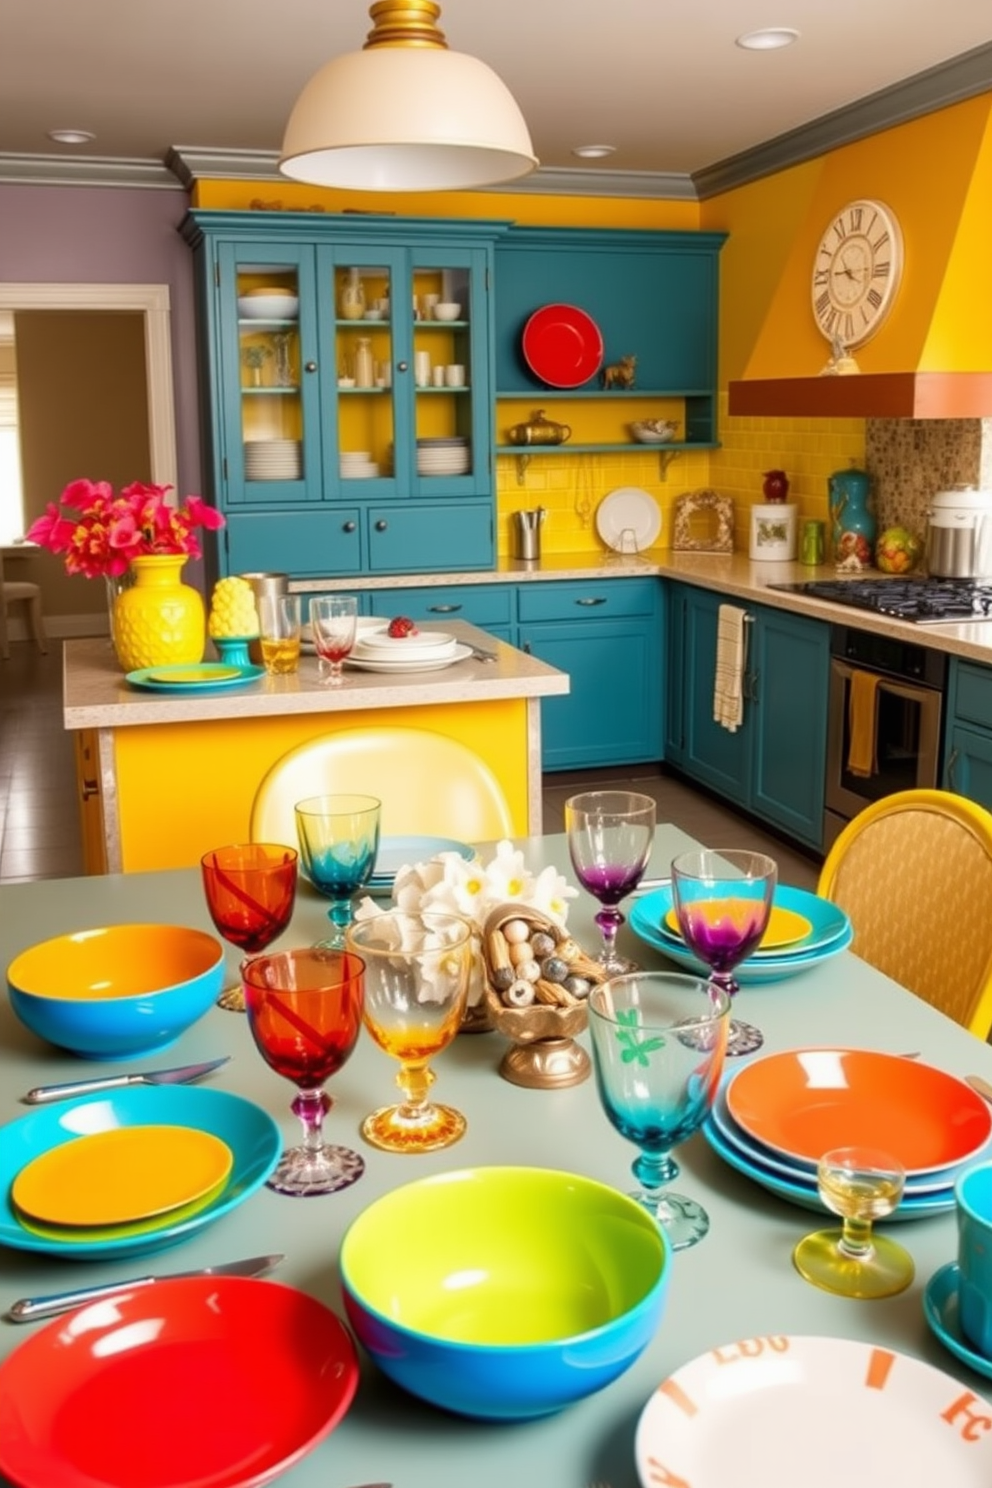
[694,39,992,199]
[0,152,180,189]
[2,42,990,198]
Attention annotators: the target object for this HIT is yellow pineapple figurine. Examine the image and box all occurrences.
[208,577,259,667]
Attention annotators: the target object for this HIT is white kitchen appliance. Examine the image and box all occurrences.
[927,485,992,579]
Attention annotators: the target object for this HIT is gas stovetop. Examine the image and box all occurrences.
[767,577,992,624]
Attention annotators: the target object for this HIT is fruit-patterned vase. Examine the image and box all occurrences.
[112,555,205,672]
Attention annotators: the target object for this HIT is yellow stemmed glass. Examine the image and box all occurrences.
[792,1145,915,1299]
[346,910,472,1153]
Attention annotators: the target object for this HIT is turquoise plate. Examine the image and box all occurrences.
[368,835,475,888]
[702,1115,954,1220]
[630,886,852,983]
[924,1263,992,1381]
[125,663,265,693]
[0,1086,280,1260]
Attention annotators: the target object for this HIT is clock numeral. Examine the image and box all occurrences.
[848,206,864,231]
[814,290,832,318]
[813,268,830,287]
[871,230,890,253]
[843,313,856,341]
[867,287,883,310]
[871,259,891,279]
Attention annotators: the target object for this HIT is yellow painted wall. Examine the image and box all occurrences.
[192,91,992,553]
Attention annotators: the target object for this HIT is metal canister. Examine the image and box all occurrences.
[800,520,825,567]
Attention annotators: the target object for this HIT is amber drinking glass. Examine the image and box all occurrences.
[241,946,366,1196]
[201,843,299,1012]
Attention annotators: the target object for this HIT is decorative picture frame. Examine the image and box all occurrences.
[672,489,735,553]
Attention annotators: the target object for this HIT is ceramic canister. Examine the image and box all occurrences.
[749,504,797,562]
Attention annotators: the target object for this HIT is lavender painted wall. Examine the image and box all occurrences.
[0,182,203,498]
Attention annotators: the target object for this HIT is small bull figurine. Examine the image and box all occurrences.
[601,354,637,390]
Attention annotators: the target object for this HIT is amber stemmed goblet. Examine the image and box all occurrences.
[201,843,299,1012]
[241,946,366,1196]
[345,910,473,1153]
[670,848,777,1058]
[792,1145,914,1299]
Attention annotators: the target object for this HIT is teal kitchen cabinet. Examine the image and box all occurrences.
[367,582,513,642]
[944,658,992,810]
[182,210,508,581]
[494,226,726,462]
[667,584,829,849]
[517,578,663,771]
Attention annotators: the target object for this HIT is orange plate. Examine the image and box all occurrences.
[726,1048,992,1175]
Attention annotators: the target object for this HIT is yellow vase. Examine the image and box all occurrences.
[112,555,205,672]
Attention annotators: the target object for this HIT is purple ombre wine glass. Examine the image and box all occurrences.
[565,790,656,975]
[670,848,777,1057]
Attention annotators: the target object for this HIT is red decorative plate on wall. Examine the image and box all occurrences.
[522,304,604,388]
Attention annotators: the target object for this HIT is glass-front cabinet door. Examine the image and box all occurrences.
[216,242,323,506]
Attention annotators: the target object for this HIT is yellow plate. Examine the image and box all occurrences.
[663,902,812,953]
[145,665,242,685]
[14,1177,229,1244]
[11,1126,234,1228]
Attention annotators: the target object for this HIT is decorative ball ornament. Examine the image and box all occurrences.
[811,199,903,349]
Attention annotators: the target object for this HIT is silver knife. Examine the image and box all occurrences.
[6,1253,285,1323]
[22,1055,232,1105]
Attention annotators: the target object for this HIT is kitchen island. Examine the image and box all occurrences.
[64,622,568,874]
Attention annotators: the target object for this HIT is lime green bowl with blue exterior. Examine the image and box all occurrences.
[339,1165,671,1420]
[7,924,225,1060]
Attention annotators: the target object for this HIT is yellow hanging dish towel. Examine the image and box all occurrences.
[847,668,881,777]
[713,604,747,733]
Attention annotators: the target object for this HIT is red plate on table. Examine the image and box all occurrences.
[522,303,604,388]
[726,1047,992,1176]
[0,1276,359,1488]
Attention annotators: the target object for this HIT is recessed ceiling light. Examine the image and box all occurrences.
[736,28,800,50]
[572,144,616,160]
[47,128,96,145]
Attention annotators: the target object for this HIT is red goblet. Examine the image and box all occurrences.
[201,843,299,1012]
[241,946,366,1196]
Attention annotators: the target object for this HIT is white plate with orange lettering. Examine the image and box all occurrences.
[635,1335,992,1486]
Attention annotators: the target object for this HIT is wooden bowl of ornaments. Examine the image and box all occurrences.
[481,903,607,1090]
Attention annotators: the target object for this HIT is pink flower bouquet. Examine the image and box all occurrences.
[27,478,225,579]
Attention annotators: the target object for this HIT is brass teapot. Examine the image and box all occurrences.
[507,409,571,447]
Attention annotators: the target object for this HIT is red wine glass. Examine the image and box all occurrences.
[241,946,366,1196]
[201,843,299,1012]
[670,848,777,1057]
[565,790,656,974]
[309,595,358,685]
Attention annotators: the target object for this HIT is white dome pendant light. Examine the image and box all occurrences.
[279,0,537,191]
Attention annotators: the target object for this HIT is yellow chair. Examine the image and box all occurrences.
[249,725,515,850]
[0,550,48,661]
[817,788,992,1039]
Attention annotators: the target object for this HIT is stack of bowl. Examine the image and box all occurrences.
[340,451,380,479]
[236,287,300,321]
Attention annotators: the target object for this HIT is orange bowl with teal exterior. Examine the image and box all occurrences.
[340,1165,671,1420]
[7,924,225,1060]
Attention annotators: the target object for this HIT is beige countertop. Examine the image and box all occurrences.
[292,551,992,665]
[62,621,569,732]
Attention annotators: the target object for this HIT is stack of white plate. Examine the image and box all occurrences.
[416,437,470,476]
[340,451,381,479]
[244,440,302,480]
[347,628,471,672]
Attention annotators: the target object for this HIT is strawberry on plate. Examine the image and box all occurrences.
[387,616,419,638]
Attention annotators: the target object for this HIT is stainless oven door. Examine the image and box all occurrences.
[824,658,943,847]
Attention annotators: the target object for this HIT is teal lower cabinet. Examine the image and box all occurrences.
[517,578,663,772]
[667,584,829,850]
[944,658,992,810]
[366,582,513,641]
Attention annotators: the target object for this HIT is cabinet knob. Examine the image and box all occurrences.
[375,520,388,532]
[343,521,356,533]
[304,361,317,373]
[396,361,408,373]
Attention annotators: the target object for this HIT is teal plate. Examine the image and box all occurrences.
[702,1115,954,1220]
[368,835,475,888]
[629,885,852,983]
[0,1086,281,1260]
[125,663,265,693]
[924,1263,992,1381]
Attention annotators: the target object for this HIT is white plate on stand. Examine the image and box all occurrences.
[595,487,661,551]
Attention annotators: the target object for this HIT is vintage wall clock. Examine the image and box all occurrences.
[811,198,903,349]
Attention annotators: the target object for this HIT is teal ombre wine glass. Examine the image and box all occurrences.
[588,971,730,1250]
[294,794,381,949]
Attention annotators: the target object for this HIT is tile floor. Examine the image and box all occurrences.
[0,639,823,890]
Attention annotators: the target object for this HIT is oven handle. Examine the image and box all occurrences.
[831,657,940,706]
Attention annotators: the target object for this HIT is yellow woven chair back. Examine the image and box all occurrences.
[817,789,992,1040]
[250,725,514,851]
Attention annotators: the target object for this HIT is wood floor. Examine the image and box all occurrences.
[0,639,822,890]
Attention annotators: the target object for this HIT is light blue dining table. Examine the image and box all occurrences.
[1,825,991,1488]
